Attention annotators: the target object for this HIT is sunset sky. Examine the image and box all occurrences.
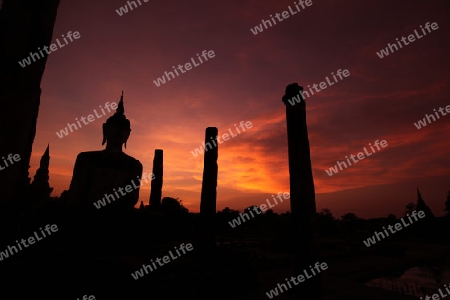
[20,0,450,218]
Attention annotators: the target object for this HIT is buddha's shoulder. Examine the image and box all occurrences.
[75,151,142,167]
[75,151,103,161]
[121,153,143,168]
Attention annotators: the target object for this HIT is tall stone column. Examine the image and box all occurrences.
[199,127,218,255]
[149,149,163,208]
[281,83,323,299]
[0,0,61,239]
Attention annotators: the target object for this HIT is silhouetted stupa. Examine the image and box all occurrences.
[416,188,435,218]
[30,143,53,202]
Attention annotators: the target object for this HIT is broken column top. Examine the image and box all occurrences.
[282,83,304,105]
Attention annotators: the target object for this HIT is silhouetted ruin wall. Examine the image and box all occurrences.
[0,0,61,239]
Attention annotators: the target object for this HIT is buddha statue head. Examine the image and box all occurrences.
[102,91,131,150]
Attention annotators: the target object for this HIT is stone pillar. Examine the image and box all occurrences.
[199,127,218,254]
[149,149,163,208]
[281,83,323,299]
[26,144,53,225]
[0,0,61,239]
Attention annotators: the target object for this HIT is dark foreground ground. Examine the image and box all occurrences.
[1,209,448,299]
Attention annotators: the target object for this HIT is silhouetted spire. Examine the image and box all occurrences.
[118,90,124,115]
[417,188,425,206]
[40,143,50,169]
[31,144,53,201]
[416,188,435,218]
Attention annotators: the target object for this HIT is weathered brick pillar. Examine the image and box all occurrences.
[149,149,163,208]
[199,127,218,254]
[282,83,323,299]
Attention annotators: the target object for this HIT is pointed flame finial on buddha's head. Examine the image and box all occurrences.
[102,91,131,148]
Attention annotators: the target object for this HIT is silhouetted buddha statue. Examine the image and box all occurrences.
[66,92,143,212]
